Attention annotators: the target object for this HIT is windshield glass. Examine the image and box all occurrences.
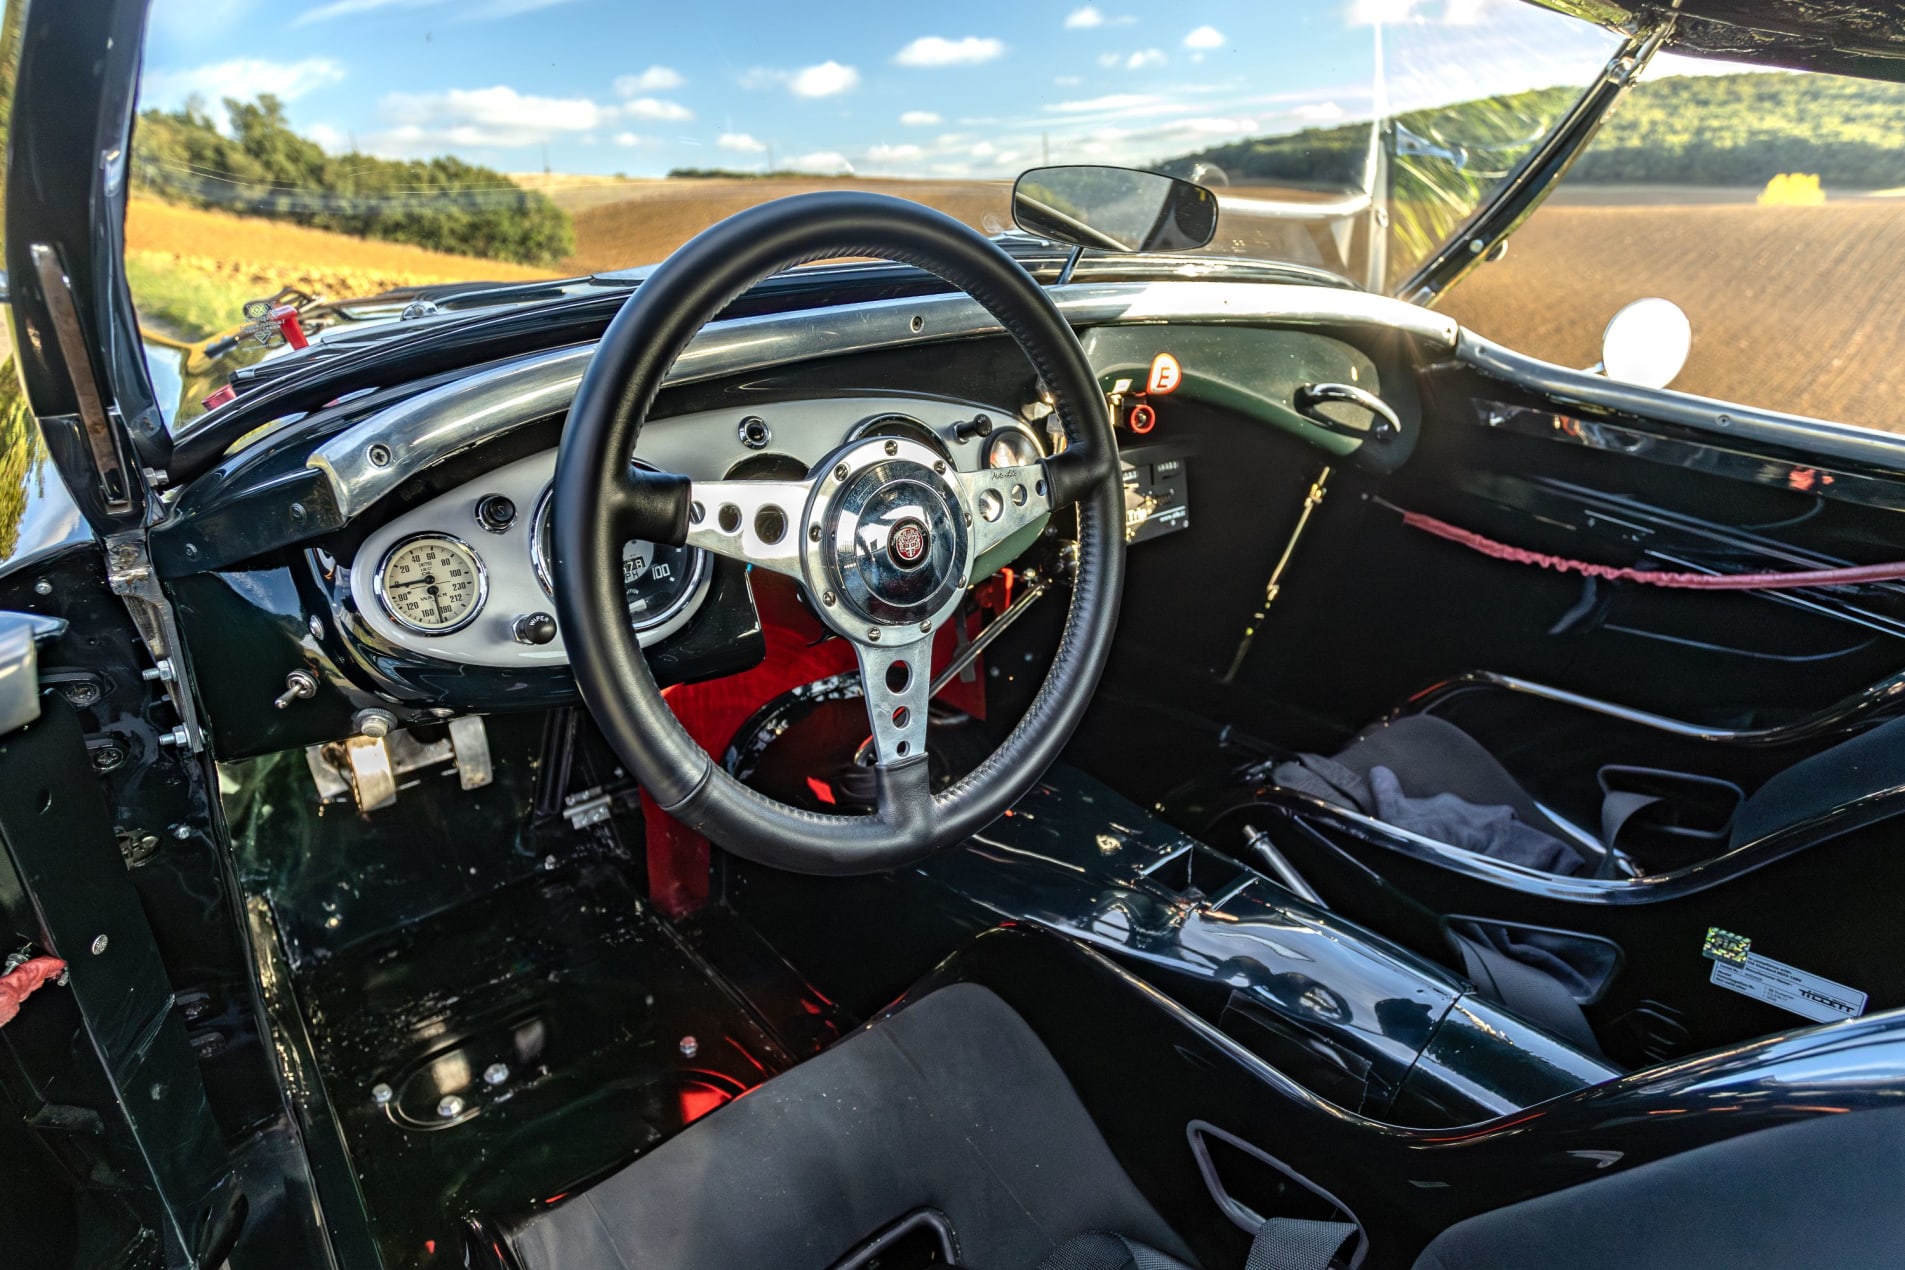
[129,0,1618,426]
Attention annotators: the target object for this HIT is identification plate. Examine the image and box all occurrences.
[1709,952,1867,1024]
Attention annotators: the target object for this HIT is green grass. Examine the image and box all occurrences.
[124,251,255,342]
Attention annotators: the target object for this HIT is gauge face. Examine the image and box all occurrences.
[376,534,487,634]
[532,488,708,633]
[986,427,1043,470]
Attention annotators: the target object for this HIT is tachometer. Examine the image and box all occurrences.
[375,534,488,634]
[531,486,709,634]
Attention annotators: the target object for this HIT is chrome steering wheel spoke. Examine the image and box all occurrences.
[853,635,935,769]
[959,462,1055,560]
[680,478,813,579]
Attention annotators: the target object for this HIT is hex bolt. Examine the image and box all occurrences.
[371,1083,394,1106]
[353,708,398,739]
[90,934,109,956]
[438,1094,466,1119]
[679,1036,699,1059]
[483,1063,510,1086]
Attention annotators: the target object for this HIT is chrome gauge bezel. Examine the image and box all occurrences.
[373,532,490,636]
[529,483,713,637]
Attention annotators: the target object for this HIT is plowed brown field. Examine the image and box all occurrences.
[1437,199,1905,434]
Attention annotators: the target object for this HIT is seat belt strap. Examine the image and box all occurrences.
[1246,1217,1357,1270]
[1596,790,1662,878]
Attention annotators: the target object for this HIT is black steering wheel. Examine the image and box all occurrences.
[551,192,1124,875]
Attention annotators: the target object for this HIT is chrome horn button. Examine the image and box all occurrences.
[804,437,970,637]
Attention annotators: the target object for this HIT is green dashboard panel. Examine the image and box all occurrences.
[1081,324,1412,472]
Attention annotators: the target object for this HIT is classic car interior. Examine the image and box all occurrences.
[10,1,1905,1269]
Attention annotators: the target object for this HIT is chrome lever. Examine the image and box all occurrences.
[1293,382,1400,443]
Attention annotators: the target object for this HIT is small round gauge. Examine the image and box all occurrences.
[531,487,709,634]
[986,426,1044,470]
[375,534,488,634]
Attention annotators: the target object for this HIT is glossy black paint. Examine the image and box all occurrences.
[728,763,1612,1127]
[4,0,165,517]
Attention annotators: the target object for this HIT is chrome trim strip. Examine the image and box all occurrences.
[1403,668,1905,748]
[311,281,1457,520]
[1458,328,1905,476]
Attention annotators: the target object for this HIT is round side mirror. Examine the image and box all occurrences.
[1598,297,1691,390]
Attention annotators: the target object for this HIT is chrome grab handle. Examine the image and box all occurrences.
[1293,382,1400,443]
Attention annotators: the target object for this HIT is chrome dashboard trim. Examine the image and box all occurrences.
[1457,328,1905,477]
[310,281,1458,519]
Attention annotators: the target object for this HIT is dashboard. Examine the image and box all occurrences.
[344,394,1048,669]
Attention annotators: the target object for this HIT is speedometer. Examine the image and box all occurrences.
[531,486,709,634]
[375,534,488,634]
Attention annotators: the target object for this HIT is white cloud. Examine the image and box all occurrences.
[1096,54,1121,68]
[613,131,642,146]
[1047,92,1161,113]
[1064,5,1105,27]
[141,57,347,112]
[306,122,346,152]
[1177,116,1256,134]
[867,143,924,162]
[1126,49,1167,69]
[899,110,943,126]
[622,97,693,121]
[895,36,1006,67]
[970,141,996,157]
[717,132,767,153]
[1292,101,1344,121]
[1349,0,1503,23]
[1183,25,1224,49]
[787,150,854,174]
[790,61,861,97]
[293,0,437,25]
[615,65,686,94]
[461,0,575,16]
[376,85,611,149]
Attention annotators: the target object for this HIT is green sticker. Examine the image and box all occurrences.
[1703,927,1751,966]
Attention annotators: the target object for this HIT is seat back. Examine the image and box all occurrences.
[1732,715,1905,847]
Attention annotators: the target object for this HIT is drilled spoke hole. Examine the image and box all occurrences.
[891,706,911,728]
[717,503,742,533]
[754,505,787,545]
[896,739,911,757]
[1011,484,1028,506]
[885,660,911,693]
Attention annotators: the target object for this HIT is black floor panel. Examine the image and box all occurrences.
[294,858,798,1270]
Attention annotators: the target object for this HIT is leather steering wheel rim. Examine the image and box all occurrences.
[552,192,1124,875]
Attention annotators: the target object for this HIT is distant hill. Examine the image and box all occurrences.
[1162,73,1905,191]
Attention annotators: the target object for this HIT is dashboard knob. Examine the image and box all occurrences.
[475,493,517,532]
[513,612,558,645]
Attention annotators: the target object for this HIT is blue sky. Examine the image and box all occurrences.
[139,0,1634,180]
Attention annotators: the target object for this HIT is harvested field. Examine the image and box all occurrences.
[127,198,556,293]
[546,177,1015,274]
[1438,198,1905,434]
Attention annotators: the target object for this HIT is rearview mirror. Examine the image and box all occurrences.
[1597,297,1692,390]
[1012,165,1218,254]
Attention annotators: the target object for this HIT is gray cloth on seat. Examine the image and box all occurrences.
[1272,751,1586,876]
[504,983,1196,1270]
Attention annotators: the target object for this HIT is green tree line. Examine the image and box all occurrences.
[131,95,575,267]
[1164,73,1905,192]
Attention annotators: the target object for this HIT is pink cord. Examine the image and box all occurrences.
[1402,511,1905,591]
